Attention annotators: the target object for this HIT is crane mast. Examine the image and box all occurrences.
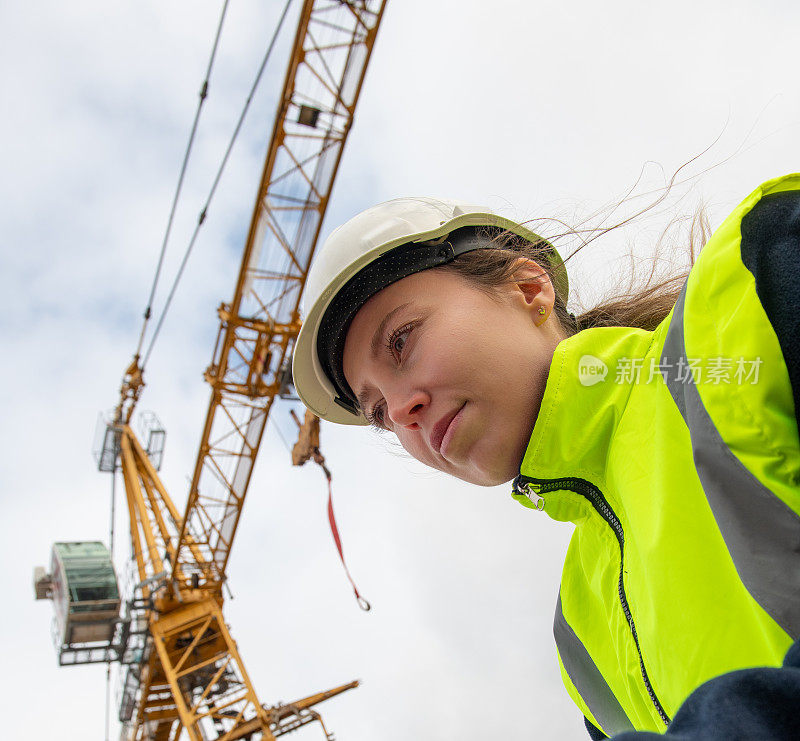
[36,2,387,740]
[173,0,386,591]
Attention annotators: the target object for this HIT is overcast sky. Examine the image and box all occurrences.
[2,1,798,740]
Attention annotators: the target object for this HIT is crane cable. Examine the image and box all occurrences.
[141,0,295,370]
[135,0,232,359]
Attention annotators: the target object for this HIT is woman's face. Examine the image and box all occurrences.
[342,265,565,486]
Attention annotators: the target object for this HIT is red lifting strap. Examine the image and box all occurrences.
[326,475,370,611]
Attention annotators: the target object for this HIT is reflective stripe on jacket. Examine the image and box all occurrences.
[513,174,800,736]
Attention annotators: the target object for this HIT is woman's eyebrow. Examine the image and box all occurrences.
[370,302,411,359]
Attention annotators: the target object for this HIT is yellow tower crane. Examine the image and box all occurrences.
[33,2,387,739]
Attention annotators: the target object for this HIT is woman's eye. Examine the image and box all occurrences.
[369,402,387,429]
[392,331,408,354]
[388,323,413,359]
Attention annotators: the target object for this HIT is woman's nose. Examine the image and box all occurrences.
[387,388,429,430]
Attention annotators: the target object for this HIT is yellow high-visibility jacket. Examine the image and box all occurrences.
[512,174,800,735]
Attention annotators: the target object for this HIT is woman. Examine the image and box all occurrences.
[292,175,800,737]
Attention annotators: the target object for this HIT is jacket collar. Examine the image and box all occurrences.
[515,325,657,520]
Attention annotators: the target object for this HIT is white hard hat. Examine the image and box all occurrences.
[293,196,567,425]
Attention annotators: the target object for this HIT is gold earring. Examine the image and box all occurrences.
[538,307,546,315]
[535,306,548,327]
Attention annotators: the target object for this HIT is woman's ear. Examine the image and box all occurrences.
[510,258,556,325]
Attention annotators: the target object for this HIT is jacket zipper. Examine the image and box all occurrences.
[513,474,671,727]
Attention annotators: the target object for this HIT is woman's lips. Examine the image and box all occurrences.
[431,403,466,456]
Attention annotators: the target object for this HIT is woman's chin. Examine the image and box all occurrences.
[453,457,519,487]
[442,428,528,486]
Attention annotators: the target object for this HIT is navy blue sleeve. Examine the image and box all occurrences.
[609,639,800,741]
[740,190,800,431]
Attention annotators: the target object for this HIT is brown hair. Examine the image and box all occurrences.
[437,207,711,336]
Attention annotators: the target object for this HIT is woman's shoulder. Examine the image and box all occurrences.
[686,173,800,368]
[692,173,800,272]
[679,174,800,485]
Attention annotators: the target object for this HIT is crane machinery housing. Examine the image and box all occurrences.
[33,2,387,739]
